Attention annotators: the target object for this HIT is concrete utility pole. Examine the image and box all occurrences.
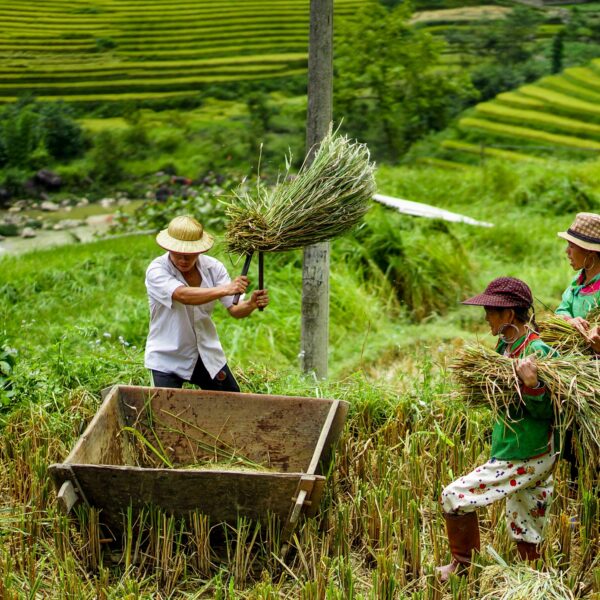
[301,0,333,379]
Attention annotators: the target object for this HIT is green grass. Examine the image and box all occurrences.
[459,117,600,151]
[563,66,600,95]
[0,0,361,102]
[427,60,600,166]
[473,102,600,139]
[538,75,600,105]
[495,92,546,110]
[441,139,545,163]
[414,155,473,169]
[517,85,600,120]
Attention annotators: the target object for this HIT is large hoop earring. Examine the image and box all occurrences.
[499,323,519,344]
[583,252,597,272]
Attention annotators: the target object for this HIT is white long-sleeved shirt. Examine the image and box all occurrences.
[144,253,234,379]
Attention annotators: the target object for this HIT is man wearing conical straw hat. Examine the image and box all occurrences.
[144,215,269,391]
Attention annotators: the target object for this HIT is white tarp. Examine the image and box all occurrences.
[373,193,494,228]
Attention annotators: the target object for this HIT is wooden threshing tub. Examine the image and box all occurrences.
[49,385,348,540]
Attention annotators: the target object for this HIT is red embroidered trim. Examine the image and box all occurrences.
[508,332,540,358]
[581,279,600,296]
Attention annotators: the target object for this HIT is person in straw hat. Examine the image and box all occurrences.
[437,277,557,581]
[144,215,269,391]
[555,212,600,490]
[556,212,600,352]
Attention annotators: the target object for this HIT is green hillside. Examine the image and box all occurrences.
[430,58,600,166]
[0,0,362,104]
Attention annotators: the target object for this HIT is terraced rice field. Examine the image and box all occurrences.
[436,59,600,167]
[0,0,361,104]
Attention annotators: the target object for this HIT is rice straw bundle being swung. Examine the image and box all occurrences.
[538,308,600,354]
[450,343,600,470]
[224,127,376,255]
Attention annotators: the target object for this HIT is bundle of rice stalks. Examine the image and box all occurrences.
[479,564,575,600]
[224,127,376,255]
[538,308,600,354]
[450,344,600,469]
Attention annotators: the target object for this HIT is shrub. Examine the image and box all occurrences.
[111,187,230,234]
[88,130,126,184]
[343,205,473,320]
[0,223,19,237]
[0,334,17,410]
[1,167,29,197]
[95,37,117,52]
[122,123,151,158]
[154,130,181,154]
[470,60,547,102]
[513,176,599,216]
[39,102,85,160]
[0,100,84,167]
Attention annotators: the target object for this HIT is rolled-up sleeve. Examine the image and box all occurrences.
[145,265,183,308]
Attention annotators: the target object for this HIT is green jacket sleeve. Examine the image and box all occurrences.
[555,286,574,317]
[521,385,554,419]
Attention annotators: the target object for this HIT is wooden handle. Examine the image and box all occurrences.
[258,252,264,312]
[232,252,253,305]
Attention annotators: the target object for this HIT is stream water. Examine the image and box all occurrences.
[0,219,113,256]
[0,200,144,257]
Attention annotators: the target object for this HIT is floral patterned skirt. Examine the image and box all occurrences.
[441,451,556,543]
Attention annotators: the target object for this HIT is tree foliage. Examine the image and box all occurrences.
[474,6,543,64]
[334,2,476,160]
[0,99,85,168]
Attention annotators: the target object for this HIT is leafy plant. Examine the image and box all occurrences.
[344,205,473,320]
[94,37,117,52]
[111,187,230,235]
[0,334,17,409]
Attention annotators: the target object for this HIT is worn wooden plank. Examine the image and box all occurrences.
[308,399,348,476]
[66,385,132,466]
[118,386,346,472]
[307,400,339,475]
[67,465,322,528]
[304,478,326,518]
[56,480,79,514]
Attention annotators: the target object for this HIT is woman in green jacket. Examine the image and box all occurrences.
[555,212,600,486]
[556,212,600,351]
[437,277,556,581]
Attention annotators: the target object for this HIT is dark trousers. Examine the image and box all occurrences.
[151,358,240,393]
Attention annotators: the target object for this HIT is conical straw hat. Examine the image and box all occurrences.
[156,215,214,253]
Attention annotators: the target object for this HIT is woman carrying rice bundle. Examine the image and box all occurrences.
[555,212,600,485]
[437,277,557,581]
[556,212,600,351]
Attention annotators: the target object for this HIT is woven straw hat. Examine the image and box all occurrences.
[558,212,600,252]
[462,277,533,309]
[156,215,214,254]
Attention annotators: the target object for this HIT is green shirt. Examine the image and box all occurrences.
[490,335,556,460]
[555,270,600,319]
